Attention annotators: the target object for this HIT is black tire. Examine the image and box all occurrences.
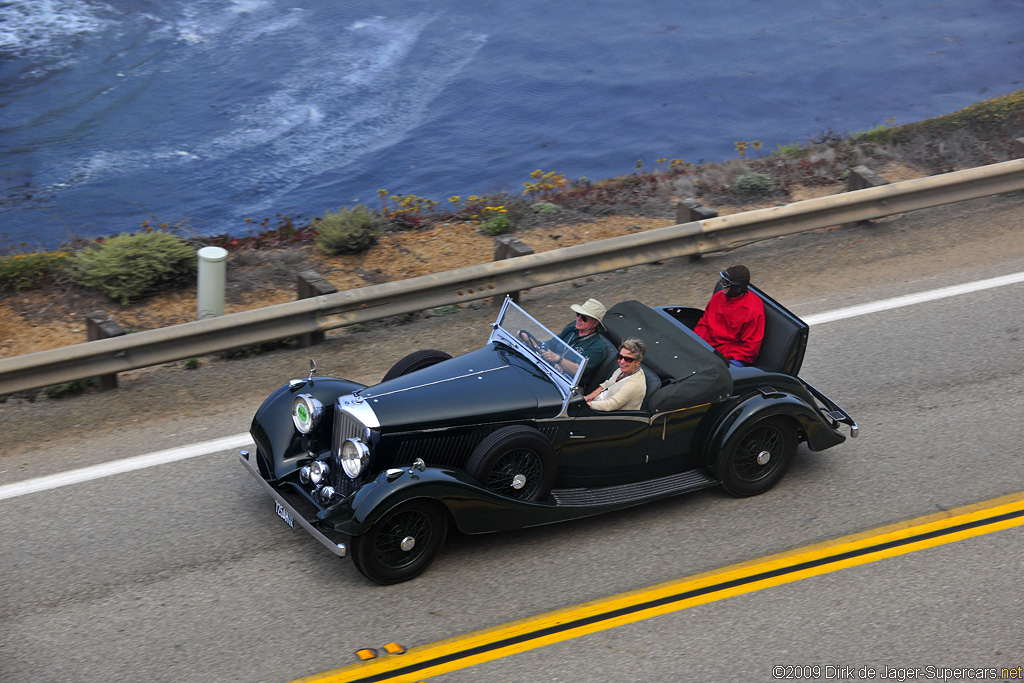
[381,349,452,382]
[350,500,448,585]
[721,417,797,497]
[466,425,557,501]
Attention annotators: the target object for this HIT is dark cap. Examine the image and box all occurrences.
[723,265,750,287]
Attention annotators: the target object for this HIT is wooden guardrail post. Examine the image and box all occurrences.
[1013,138,1024,158]
[85,311,125,390]
[494,236,535,303]
[296,271,337,347]
[845,165,889,228]
[676,199,718,261]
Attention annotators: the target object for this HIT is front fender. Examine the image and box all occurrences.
[704,392,845,478]
[319,466,562,536]
[250,376,366,480]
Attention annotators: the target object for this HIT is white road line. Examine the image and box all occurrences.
[803,271,1024,325]
[0,433,253,501]
[3,270,1023,502]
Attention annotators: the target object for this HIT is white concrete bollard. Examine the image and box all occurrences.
[197,246,228,320]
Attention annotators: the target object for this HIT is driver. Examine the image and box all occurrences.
[585,338,647,411]
[523,298,607,386]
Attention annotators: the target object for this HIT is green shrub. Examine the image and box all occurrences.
[773,141,805,158]
[0,251,72,292]
[314,206,378,255]
[479,215,512,236]
[732,173,778,197]
[44,379,91,399]
[852,123,893,144]
[531,201,560,214]
[71,232,197,305]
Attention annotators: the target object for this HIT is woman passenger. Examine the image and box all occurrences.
[584,337,647,411]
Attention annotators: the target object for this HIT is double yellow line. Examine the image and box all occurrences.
[296,491,1024,683]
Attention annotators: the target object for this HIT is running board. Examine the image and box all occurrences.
[551,468,717,507]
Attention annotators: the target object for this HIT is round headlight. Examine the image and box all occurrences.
[291,394,324,434]
[299,465,311,484]
[341,438,370,478]
[309,460,329,485]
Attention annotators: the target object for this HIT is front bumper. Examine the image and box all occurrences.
[239,451,347,557]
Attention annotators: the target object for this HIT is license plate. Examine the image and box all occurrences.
[275,501,295,529]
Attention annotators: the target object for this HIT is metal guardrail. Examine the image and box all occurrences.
[3,158,1024,394]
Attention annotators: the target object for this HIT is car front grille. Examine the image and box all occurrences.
[330,403,371,495]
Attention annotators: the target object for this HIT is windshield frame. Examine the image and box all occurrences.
[488,297,586,413]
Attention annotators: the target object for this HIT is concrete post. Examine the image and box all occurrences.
[197,246,228,320]
[494,236,535,303]
[847,165,889,192]
[675,199,718,262]
[845,166,889,228]
[85,310,125,390]
[296,271,338,347]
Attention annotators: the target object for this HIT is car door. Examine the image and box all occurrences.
[551,406,653,488]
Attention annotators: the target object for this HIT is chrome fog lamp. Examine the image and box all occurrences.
[292,394,324,434]
[299,465,311,484]
[341,438,370,479]
[309,460,329,485]
[319,486,336,505]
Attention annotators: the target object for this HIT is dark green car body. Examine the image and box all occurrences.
[241,289,856,583]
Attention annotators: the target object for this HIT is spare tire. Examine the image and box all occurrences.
[381,349,452,382]
[466,425,557,501]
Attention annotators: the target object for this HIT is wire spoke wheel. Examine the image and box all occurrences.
[732,425,785,483]
[351,500,447,584]
[373,509,433,570]
[486,448,543,500]
[721,417,796,497]
[467,425,557,502]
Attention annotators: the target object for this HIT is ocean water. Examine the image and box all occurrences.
[1,0,1022,249]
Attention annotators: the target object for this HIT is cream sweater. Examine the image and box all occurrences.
[589,368,646,411]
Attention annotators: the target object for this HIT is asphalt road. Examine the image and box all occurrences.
[1,193,1022,683]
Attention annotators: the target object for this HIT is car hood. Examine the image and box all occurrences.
[357,344,561,431]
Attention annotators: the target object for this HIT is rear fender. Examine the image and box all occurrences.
[704,392,844,478]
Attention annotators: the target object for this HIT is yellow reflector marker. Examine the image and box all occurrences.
[295,490,1024,683]
[383,643,406,655]
[354,649,376,661]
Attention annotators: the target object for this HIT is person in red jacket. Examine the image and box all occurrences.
[694,265,764,366]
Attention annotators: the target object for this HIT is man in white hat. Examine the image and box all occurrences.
[539,298,608,385]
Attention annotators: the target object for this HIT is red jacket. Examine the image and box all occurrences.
[694,290,765,363]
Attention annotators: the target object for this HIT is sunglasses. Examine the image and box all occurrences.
[718,271,735,288]
[616,353,638,362]
[576,313,593,322]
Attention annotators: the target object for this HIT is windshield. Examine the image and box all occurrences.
[489,298,586,399]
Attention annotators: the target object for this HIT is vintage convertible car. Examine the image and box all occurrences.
[240,287,857,584]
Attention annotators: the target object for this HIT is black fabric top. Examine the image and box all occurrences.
[601,300,733,412]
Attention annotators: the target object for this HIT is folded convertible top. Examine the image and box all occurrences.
[602,300,733,412]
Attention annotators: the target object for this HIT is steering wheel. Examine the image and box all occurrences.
[518,329,543,351]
